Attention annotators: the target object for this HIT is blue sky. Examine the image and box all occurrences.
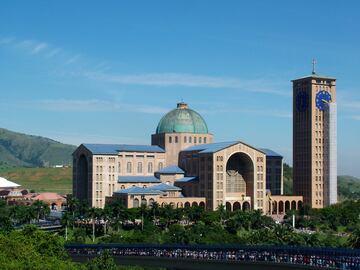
[1,1,360,177]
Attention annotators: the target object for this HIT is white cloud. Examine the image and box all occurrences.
[15,98,291,118]
[200,107,291,118]
[45,48,61,58]
[65,54,81,64]
[0,36,81,65]
[44,131,147,145]
[31,42,48,54]
[342,101,360,110]
[81,71,290,96]
[15,39,35,49]
[2,36,290,97]
[24,99,169,114]
[0,37,15,45]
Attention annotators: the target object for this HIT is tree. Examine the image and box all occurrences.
[102,205,113,235]
[139,204,147,231]
[150,202,160,225]
[67,196,80,230]
[165,224,187,244]
[11,205,35,224]
[31,200,50,222]
[217,204,226,226]
[61,212,73,241]
[87,207,98,242]
[185,206,204,224]
[0,226,81,269]
[348,226,360,249]
[161,204,175,228]
[72,227,87,244]
[86,250,117,270]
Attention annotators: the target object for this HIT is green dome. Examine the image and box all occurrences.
[156,102,208,134]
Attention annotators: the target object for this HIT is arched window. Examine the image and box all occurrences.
[194,137,197,143]
[121,185,125,189]
[118,162,121,173]
[184,136,187,143]
[158,162,163,170]
[199,137,202,143]
[175,136,178,143]
[137,162,142,173]
[127,162,132,173]
[133,198,139,208]
[148,162,153,173]
[149,198,155,206]
[189,137,192,143]
[204,137,207,143]
[169,136,172,143]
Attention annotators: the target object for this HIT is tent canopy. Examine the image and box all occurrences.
[0,177,20,188]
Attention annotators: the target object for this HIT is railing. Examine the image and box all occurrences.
[65,244,360,270]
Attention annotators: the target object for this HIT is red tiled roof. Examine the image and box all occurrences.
[32,192,66,201]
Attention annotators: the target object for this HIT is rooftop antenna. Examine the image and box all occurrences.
[312,59,317,75]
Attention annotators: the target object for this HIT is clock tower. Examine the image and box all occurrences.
[292,65,337,208]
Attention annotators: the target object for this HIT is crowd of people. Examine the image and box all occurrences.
[66,245,360,270]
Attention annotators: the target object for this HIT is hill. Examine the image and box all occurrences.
[0,128,76,168]
[0,167,72,194]
[338,175,360,201]
[283,164,360,201]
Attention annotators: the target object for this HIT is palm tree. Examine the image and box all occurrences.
[102,205,113,235]
[139,204,147,231]
[162,204,175,228]
[150,202,160,225]
[12,205,33,224]
[110,201,125,232]
[186,206,203,224]
[61,212,71,241]
[87,207,98,242]
[217,204,226,226]
[348,226,360,248]
[67,197,79,230]
[31,200,50,222]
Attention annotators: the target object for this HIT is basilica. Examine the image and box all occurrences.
[73,102,302,214]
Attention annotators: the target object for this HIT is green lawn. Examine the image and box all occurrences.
[0,167,72,194]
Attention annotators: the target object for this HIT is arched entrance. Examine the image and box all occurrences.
[285,201,290,212]
[225,202,232,212]
[51,203,57,211]
[233,202,241,211]
[77,155,89,201]
[272,201,277,215]
[297,201,303,209]
[149,198,155,206]
[133,198,139,208]
[242,201,250,211]
[199,202,205,208]
[279,201,284,214]
[226,152,254,211]
[177,202,183,208]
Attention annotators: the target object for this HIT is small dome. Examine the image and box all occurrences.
[156,102,208,134]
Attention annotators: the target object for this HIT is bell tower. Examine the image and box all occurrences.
[292,63,337,208]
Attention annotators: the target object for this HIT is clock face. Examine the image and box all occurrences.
[316,90,332,111]
[296,91,309,112]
